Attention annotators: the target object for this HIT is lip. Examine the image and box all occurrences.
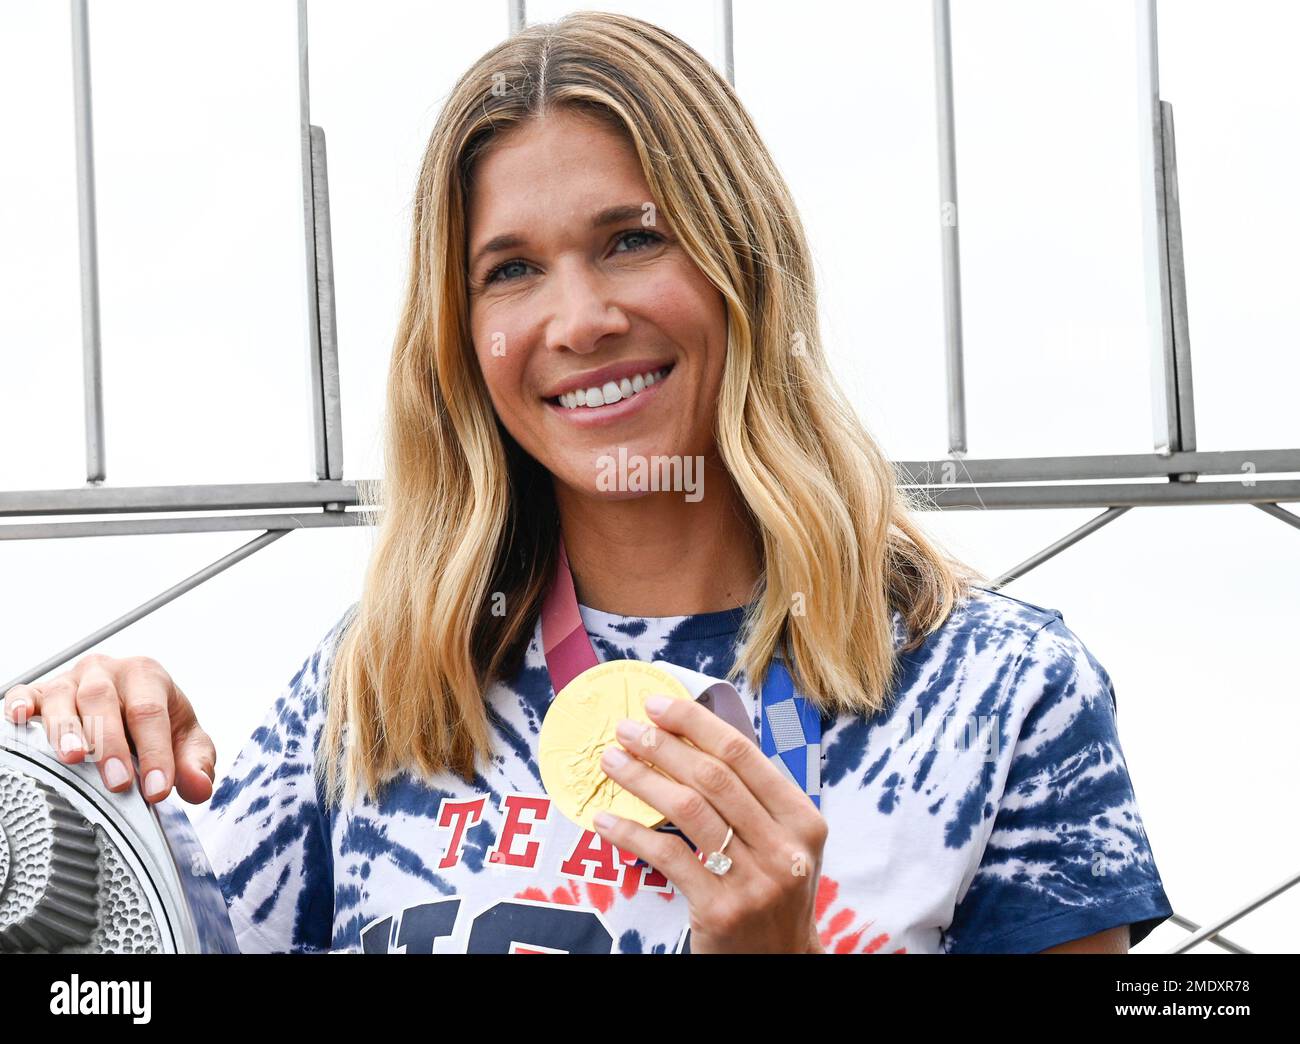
[541,359,675,401]
[544,363,674,428]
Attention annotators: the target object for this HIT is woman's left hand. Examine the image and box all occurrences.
[592,692,828,954]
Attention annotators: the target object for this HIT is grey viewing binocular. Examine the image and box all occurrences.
[0,717,237,953]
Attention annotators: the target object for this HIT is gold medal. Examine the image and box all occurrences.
[538,659,693,831]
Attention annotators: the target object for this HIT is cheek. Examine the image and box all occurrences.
[633,271,698,333]
[472,323,529,415]
[639,265,725,356]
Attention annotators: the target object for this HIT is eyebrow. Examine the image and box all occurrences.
[468,203,652,274]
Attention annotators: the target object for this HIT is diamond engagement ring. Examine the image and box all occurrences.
[704,825,734,876]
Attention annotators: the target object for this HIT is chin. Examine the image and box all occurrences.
[590,486,655,503]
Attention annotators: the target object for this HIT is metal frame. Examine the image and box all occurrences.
[70,0,104,484]
[300,0,344,487]
[933,0,967,456]
[3,0,1293,953]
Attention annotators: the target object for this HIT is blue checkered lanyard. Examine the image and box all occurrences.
[758,649,823,810]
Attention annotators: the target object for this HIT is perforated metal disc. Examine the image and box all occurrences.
[0,720,237,954]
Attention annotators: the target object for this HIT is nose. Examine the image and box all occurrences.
[543,258,630,355]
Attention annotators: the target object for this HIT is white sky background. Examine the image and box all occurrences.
[2,0,1297,953]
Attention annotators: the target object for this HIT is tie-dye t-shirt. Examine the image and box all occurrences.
[196,585,1173,954]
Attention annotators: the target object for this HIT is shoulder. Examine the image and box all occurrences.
[910,587,1127,801]
[209,604,357,810]
[311,602,359,690]
[909,584,1065,648]
[298,603,359,698]
[894,585,1095,703]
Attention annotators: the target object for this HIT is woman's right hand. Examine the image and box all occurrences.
[3,654,216,805]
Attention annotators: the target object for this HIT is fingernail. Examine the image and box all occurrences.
[601,746,629,770]
[105,757,129,788]
[593,811,617,830]
[59,732,84,755]
[144,769,167,798]
[644,694,671,715]
[615,718,645,743]
[7,698,29,723]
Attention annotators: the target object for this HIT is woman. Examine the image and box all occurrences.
[3,11,1171,954]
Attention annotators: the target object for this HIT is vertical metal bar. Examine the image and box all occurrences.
[70,0,105,484]
[716,0,735,86]
[298,1,342,482]
[932,0,968,457]
[297,1,324,477]
[310,125,343,481]
[508,0,526,36]
[1160,100,1197,453]
[1136,0,1181,455]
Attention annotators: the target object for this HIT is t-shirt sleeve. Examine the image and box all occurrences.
[942,616,1174,954]
[196,613,350,954]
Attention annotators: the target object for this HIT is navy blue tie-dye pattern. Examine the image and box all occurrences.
[196,588,1172,954]
[940,617,1171,952]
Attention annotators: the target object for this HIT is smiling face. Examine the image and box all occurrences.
[465,107,728,500]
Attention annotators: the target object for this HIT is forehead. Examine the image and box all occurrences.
[466,110,650,232]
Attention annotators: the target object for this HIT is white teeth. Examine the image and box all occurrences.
[555,367,670,410]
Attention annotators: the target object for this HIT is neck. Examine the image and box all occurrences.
[553,461,762,617]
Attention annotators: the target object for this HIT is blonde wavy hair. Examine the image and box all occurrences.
[319,10,986,807]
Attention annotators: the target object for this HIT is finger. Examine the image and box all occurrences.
[598,743,754,899]
[643,693,816,826]
[613,716,782,860]
[590,807,718,905]
[113,660,177,804]
[163,681,216,803]
[4,682,42,724]
[600,742,745,876]
[32,674,89,763]
[172,716,217,804]
[70,664,135,794]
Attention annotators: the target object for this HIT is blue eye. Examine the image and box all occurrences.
[482,229,664,286]
[484,258,532,285]
[612,228,663,254]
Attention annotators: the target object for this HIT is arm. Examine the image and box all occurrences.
[1040,925,1129,954]
[199,613,352,953]
[943,618,1173,954]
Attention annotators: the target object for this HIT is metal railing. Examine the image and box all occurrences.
[3,0,1294,954]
